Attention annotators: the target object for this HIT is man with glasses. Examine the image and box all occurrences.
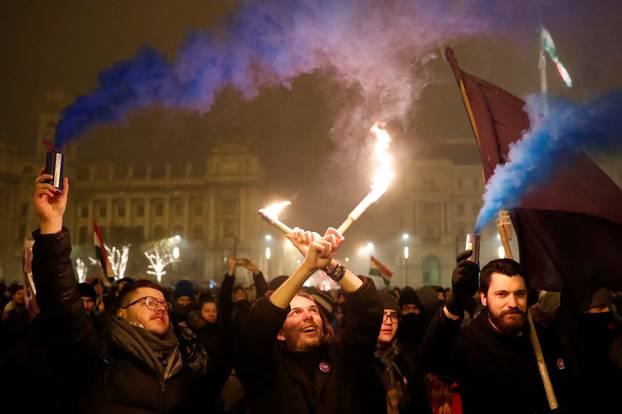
[372,291,431,414]
[30,172,209,412]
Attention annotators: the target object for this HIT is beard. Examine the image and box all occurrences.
[489,308,526,336]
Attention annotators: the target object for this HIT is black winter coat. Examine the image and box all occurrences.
[234,279,383,414]
[31,228,208,414]
[421,308,578,414]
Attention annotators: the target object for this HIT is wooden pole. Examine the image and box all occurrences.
[495,211,558,410]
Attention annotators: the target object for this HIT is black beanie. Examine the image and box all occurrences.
[79,282,96,300]
[398,287,422,308]
[378,290,400,312]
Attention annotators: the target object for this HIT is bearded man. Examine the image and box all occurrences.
[421,253,578,414]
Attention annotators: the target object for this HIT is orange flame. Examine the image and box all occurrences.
[368,122,394,202]
[259,200,291,221]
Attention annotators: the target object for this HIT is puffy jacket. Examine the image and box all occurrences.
[32,228,209,413]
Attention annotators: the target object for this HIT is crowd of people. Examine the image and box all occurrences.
[1,172,622,413]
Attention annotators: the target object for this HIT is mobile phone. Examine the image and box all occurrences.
[465,234,480,264]
[44,149,64,191]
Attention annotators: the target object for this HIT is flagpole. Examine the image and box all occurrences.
[496,213,559,411]
[539,26,549,117]
[446,47,558,410]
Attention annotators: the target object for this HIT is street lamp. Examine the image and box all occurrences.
[401,233,411,286]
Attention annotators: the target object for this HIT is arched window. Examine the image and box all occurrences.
[422,255,441,285]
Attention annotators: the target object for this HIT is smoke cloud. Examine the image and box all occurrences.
[475,90,622,232]
[58,0,580,147]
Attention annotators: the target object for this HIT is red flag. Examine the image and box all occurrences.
[370,256,393,286]
[445,47,622,330]
[93,221,115,280]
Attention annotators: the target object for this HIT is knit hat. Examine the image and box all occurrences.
[79,282,96,300]
[174,279,195,300]
[378,290,400,312]
[398,287,422,308]
[302,287,335,322]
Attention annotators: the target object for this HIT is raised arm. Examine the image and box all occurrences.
[219,257,237,324]
[421,251,478,376]
[269,232,338,308]
[31,172,103,367]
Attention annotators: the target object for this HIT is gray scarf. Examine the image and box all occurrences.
[110,316,183,380]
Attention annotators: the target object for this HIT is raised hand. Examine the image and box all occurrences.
[239,258,259,273]
[33,169,69,234]
[302,238,335,272]
[227,257,237,275]
[445,250,479,317]
[287,227,322,256]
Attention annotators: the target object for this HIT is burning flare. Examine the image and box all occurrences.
[258,200,294,235]
[368,122,394,201]
[337,122,394,234]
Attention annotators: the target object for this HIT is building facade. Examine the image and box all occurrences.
[0,95,268,287]
[3,96,622,288]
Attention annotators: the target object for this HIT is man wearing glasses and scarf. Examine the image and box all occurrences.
[30,171,209,413]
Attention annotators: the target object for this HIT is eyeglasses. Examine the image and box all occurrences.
[120,296,172,312]
[383,311,400,323]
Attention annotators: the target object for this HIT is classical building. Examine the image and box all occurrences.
[2,95,622,288]
[393,154,622,289]
[392,158,513,288]
[0,95,268,286]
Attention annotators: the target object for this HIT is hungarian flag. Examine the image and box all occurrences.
[445,47,622,333]
[93,220,115,281]
[370,256,393,286]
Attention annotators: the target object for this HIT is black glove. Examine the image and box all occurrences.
[445,250,479,316]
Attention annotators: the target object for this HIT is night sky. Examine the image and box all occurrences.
[2,0,621,249]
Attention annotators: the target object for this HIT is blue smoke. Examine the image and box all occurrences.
[54,0,602,148]
[51,0,487,147]
[474,90,622,232]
